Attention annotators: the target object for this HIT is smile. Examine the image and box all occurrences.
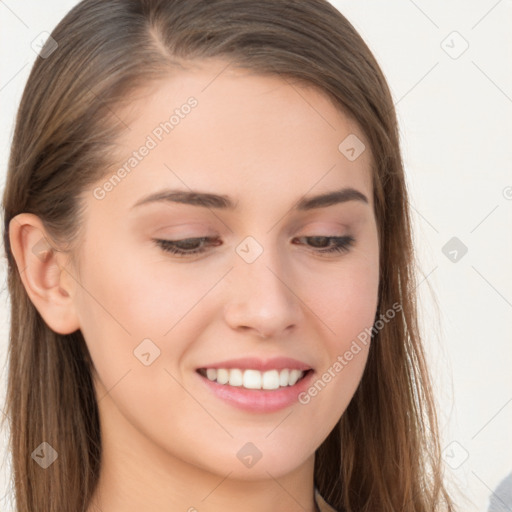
[197,368,307,390]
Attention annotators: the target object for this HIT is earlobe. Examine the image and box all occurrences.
[8,213,80,335]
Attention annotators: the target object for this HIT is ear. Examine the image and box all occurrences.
[8,213,81,335]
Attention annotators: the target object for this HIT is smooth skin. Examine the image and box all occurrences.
[9,58,380,512]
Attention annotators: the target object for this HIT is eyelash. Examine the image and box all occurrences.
[154,235,355,258]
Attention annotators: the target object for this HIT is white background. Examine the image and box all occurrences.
[1,1,511,511]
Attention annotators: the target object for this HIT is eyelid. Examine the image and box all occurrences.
[285,218,352,236]
[154,234,355,258]
[150,216,356,247]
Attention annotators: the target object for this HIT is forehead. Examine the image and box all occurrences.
[94,59,374,216]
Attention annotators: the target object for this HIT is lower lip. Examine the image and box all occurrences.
[197,370,315,413]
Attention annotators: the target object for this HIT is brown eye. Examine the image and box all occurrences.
[154,237,221,257]
[292,235,355,255]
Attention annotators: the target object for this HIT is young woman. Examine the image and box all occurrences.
[1,1,455,511]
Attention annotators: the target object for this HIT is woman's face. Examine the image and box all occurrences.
[71,59,379,480]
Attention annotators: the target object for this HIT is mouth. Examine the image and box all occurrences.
[194,356,315,412]
[197,367,312,391]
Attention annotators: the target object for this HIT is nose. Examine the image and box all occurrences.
[222,245,303,339]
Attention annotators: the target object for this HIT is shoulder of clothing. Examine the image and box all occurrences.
[314,488,340,512]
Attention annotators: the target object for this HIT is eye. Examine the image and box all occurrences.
[154,235,355,258]
[154,237,221,257]
[292,235,355,256]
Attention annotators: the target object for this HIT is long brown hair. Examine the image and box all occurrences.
[1,1,454,510]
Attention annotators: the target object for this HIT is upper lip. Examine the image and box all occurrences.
[197,356,312,372]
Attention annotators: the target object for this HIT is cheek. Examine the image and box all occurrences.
[72,244,163,383]
[314,273,376,369]
[76,238,207,335]
[296,272,377,436]
[310,252,379,350]
[73,241,219,389]
[301,243,379,410]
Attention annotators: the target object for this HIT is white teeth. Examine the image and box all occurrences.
[202,368,306,390]
[289,369,302,386]
[216,368,229,385]
[243,369,262,389]
[262,369,280,390]
[228,369,243,387]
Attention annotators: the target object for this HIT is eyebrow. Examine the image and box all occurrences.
[131,186,369,211]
